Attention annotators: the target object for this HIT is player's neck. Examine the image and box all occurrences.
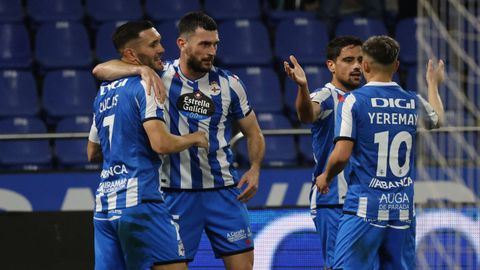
[365,72,393,83]
[179,58,205,81]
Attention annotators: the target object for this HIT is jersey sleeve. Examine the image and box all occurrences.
[88,114,100,143]
[416,94,439,129]
[311,88,333,120]
[137,80,165,122]
[229,75,252,119]
[335,93,357,142]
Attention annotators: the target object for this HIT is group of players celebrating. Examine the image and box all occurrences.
[88,11,444,270]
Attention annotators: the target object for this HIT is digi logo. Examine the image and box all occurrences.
[371,98,415,109]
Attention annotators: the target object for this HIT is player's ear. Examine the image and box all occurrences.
[177,37,186,52]
[122,47,137,62]
[326,60,335,73]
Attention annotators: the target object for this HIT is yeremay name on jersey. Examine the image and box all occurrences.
[368,97,418,125]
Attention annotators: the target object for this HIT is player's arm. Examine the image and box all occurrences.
[92,60,165,102]
[87,141,103,163]
[284,55,321,123]
[87,118,103,162]
[236,112,265,202]
[316,140,353,194]
[425,59,445,127]
[143,120,208,154]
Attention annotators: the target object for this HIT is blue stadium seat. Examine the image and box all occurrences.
[0,0,23,22]
[0,70,38,117]
[27,0,83,24]
[145,0,201,22]
[204,0,261,20]
[42,70,97,120]
[55,115,93,168]
[236,113,297,167]
[0,23,31,68]
[275,18,329,65]
[0,117,52,170]
[35,22,92,70]
[95,21,126,62]
[395,18,424,65]
[156,20,180,61]
[283,66,331,115]
[86,0,142,25]
[335,17,388,41]
[218,20,272,66]
[230,67,283,113]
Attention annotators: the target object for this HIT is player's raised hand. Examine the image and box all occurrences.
[284,55,307,88]
[315,173,330,194]
[426,59,445,87]
[193,131,209,149]
[236,167,259,203]
[139,65,166,103]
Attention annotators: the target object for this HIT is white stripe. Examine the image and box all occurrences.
[88,114,100,143]
[160,70,174,188]
[400,209,410,221]
[217,77,234,186]
[177,82,193,189]
[107,192,117,210]
[388,224,410,230]
[95,194,102,212]
[337,170,347,204]
[93,215,121,221]
[309,184,318,209]
[266,183,288,207]
[357,197,368,218]
[125,178,138,208]
[339,94,356,138]
[296,182,311,206]
[378,210,390,221]
[140,80,159,118]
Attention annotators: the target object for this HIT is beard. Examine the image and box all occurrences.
[186,55,213,73]
[338,77,361,91]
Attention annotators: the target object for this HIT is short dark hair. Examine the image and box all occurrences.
[178,12,217,37]
[112,21,155,52]
[362,35,400,65]
[326,36,363,61]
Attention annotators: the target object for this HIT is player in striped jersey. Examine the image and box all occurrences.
[316,36,445,270]
[92,13,265,269]
[87,21,208,270]
[284,36,363,270]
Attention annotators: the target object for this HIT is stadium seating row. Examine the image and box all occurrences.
[5,66,449,122]
[0,16,421,70]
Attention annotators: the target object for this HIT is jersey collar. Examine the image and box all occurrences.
[365,81,400,87]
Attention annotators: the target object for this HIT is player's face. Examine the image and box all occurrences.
[135,28,165,71]
[184,28,219,73]
[330,45,363,91]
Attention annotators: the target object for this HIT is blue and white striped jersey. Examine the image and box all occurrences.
[310,83,348,208]
[335,82,439,221]
[89,76,165,212]
[160,60,252,189]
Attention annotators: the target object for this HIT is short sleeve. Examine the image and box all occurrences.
[229,75,252,119]
[138,80,165,122]
[88,114,100,143]
[335,93,357,142]
[416,94,439,129]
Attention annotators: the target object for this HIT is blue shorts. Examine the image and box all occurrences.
[333,214,415,270]
[94,202,187,270]
[311,206,342,268]
[163,187,254,260]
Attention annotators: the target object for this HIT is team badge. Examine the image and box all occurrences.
[209,81,221,95]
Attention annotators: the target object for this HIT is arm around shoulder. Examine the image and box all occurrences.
[143,119,208,154]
